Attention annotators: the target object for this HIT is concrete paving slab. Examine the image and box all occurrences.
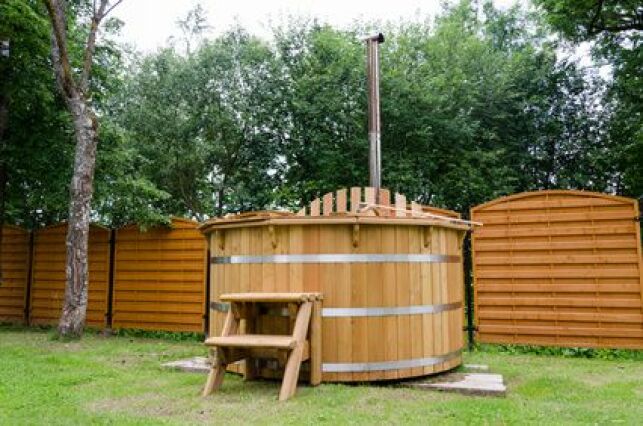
[405,373,506,397]
[162,356,210,373]
[463,364,489,371]
[162,358,505,397]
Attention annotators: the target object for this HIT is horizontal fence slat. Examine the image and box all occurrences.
[474,240,639,252]
[475,254,640,265]
[478,325,643,339]
[475,224,635,239]
[115,291,203,302]
[477,283,641,293]
[477,297,641,308]
[476,196,624,212]
[476,269,640,279]
[478,310,643,323]
[474,209,636,225]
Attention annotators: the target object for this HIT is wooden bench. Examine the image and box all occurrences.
[202,292,323,401]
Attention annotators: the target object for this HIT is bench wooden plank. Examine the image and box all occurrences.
[205,334,297,349]
[220,292,322,302]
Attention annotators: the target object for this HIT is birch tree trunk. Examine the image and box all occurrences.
[45,0,122,337]
[58,99,99,336]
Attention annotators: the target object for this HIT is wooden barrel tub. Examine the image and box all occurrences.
[200,212,467,382]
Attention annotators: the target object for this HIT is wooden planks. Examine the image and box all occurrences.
[220,292,322,303]
[112,218,207,332]
[205,335,297,349]
[30,223,110,327]
[471,190,643,349]
[0,226,30,323]
[298,187,460,220]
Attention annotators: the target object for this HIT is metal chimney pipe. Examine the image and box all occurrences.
[365,33,384,199]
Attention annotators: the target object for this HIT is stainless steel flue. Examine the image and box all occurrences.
[365,33,384,199]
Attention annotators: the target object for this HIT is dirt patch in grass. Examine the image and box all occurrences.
[89,393,185,418]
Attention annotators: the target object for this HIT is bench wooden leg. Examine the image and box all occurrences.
[203,359,227,396]
[310,299,322,386]
[243,304,257,381]
[203,308,237,397]
[279,344,303,401]
[278,301,312,401]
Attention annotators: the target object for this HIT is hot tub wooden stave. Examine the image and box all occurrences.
[206,218,465,382]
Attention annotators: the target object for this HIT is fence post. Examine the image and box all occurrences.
[23,230,34,325]
[463,233,475,350]
[105,228,115,330]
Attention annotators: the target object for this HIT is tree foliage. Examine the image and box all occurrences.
[0,0,72,227]
[102,1,636,218]
[533,1,642,40]
[535,0,642,196]
[1,0,639,230]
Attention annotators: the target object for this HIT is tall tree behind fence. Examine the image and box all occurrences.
[0,226,30,323]
[112,218,207,332]
[30,224,110,327]
[471,190,643,349]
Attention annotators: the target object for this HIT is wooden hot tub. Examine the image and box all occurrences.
[200,188,469,382]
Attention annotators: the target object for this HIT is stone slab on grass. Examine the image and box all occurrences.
[462,364,489,371]
[162,356,210,373]
[406,373,506,397]
[163,358,506,397]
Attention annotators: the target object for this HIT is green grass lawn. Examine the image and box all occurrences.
[1,325,641,425]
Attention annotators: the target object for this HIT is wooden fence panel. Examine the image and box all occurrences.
[112,218,207,332]
[0,226,30,323]
[471,190,643,349]
[30,224,110,327]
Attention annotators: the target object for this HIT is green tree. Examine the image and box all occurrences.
[272,22,368,207]
[114,27,283,219]
[0,0,74,287]
[403,1,618,210]
[534,0,642,196]
[109,0,621,219]
[533,1,642,40]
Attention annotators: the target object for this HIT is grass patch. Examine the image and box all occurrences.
[1,324,642,425]
[475,343,643,361]
[110,328,205,342]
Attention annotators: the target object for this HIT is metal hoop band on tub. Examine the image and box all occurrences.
[211,253,460,264]
[322,350,462,373]
[210,301,462,317]
[321,301,461,317]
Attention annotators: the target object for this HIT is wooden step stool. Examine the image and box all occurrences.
[202,292,323,401]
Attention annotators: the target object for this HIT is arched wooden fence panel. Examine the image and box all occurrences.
[30,223,111,327]
[471,190,643,349]
[0,226,30,323]
[112,218,207,332]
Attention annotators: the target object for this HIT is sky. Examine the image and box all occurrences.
[112,0,520,52]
